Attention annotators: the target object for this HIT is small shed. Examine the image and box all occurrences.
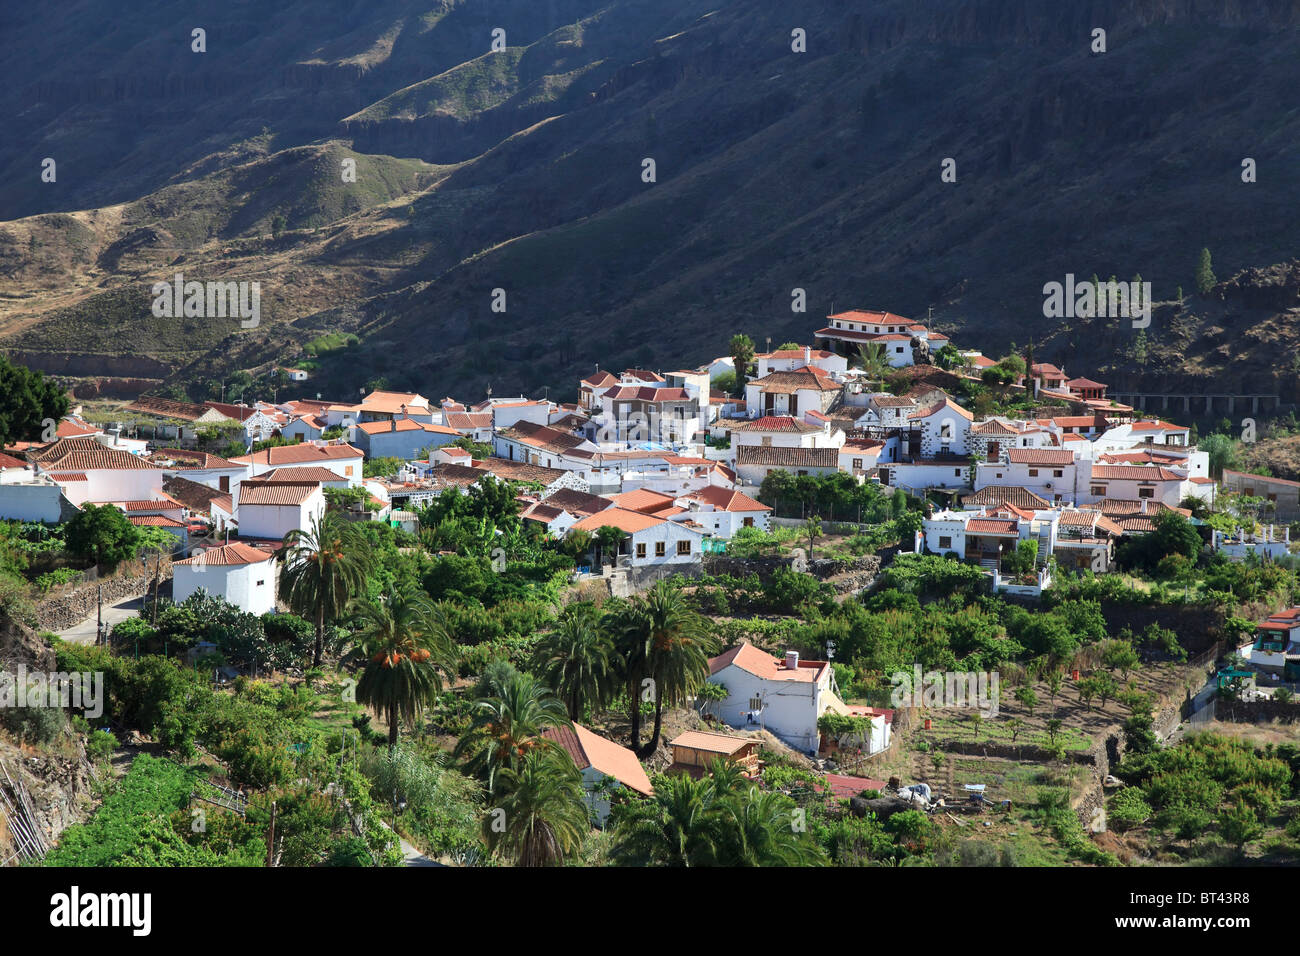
[667,730,761,778]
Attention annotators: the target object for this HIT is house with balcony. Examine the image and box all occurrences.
[1244,608,1300,678]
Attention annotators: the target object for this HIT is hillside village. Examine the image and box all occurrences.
[2,307,1298,869]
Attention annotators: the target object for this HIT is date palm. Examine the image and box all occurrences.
[351,589,457,749]
[455,669,570,794]
[637,581,719,757]
[609,772,720,867]
[486,749,589,867]
[716,785,827,866]
[535,602,614,720]
[280,512,371,666]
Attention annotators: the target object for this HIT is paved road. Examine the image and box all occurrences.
[53,595,147,645]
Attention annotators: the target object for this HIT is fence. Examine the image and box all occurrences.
[0,759,48,866]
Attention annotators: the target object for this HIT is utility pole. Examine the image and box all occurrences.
[266,801,277,868]
[96,583,103,646]
[152,554,161,626]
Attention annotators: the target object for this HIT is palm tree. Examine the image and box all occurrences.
[716,786,827,866]
[454,670,571,794]
[279,512,371,666]
[609,773,720,867]
[561,528,594,566]
[535,602,614,720]
[729,333,755,395]
[486,749,589,866]
[618,581,718,757]
[350,589,457,749]
[853,342,890,382]
[593,525,626,571]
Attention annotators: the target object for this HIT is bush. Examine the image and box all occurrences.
[0,704,65,744]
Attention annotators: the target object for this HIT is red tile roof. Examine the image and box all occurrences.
[709,641,826,683]
[1006,448,1075,466]
[238,482,322,506]
[542,723,653,796]
[175,542,274,566]
[1091,465,1184,481]
[31,438,159,471]
[966,517,1021,536]
[232,443,362,467]
[683,486,771,513]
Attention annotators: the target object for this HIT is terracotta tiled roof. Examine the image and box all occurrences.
[31,438,159,471]
[232,443,362,467]
[48,471,87,482]
[474,458,567,485]
[911,397,974,421]
[497,421,589,452]
[238,482,322,506]
[683,486,770,512]
[605,488,678,514]
[539,488,612,517]
[127,515,186,527]
[355,418,458,436]
[444,411,493,430]
[125,396,226,421]
[599,385,692,402]
[669,730,758,754]
[709,641,825,683]
[542,723,653,796]
[261,467,345,483]
[736,415,820,433]
[568,507,666,534]
[175,542,274,566]
[1006,448,1075,466]
[1091,465,1184,481]
[964,488,1053,512]
[359,390,430,414]
[735,446,840,468]
[966,518,1020,535]
[752,368,840,393]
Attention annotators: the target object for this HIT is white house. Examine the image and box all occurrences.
[29,438,166,504]
[1087,464,1186,507]
[232,442,364,485]
[675,486,772,539]
[567,507,704,568]
[974,448,1081,504]
[354,419,460,460]
[754,346,848,379]
[541,723,653,826]
[734,446,841,486]
[173,542,278,615]
[234,481,326,541]
[910,398,974,458]
[707,642,835,754]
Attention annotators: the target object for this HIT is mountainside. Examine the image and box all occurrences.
[2,0,1300,403]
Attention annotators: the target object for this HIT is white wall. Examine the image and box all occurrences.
[173,559,277,615]
[708,663,827,753]
[237,493,325,540]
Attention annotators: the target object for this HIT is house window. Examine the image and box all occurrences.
[219,476,230,492]
[256,580,265,587]
[1028,468,1039,477]
[762,436,772,447]
[636,542,647,559]
[939,535,952,549]
[1244,487,1255,496]
[1091,485,1106,496]
[655,541,666,557]
[954,469,961,477]
[749,697,762,711]
[345,466,354,476]
[743,517,754,528]
[1138,487,1154,499]
[853,458,863,470]
[1053,470,1063,478]
[1268,493,1278,502]
[676,540,691,555]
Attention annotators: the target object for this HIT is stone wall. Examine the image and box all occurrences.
[34,561,173,633]
[1215,699,1299,723]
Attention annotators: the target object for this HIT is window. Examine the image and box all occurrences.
[1138,487,1154,499]
[954,469,961,477]
[762,436,772,447]
[676,540,691,555]
[219,476,230,492]
[749,697,762,711]
[1091,485,1106,496]
[743,517,754,527]
[256,580,265,587]
[1028,468,1039,477]
[1053,469,1063,478]
[636,542,647,559]
[1268,493,1278,502]
[852,458,863,470]
[939,535,952,549]
[1244,487,1255,496]
[655,541,666,557]
[344,466,354,476]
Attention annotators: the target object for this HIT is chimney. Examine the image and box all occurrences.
[785,650,799,670]
[803,345,811,364]
[391,419,397,432]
